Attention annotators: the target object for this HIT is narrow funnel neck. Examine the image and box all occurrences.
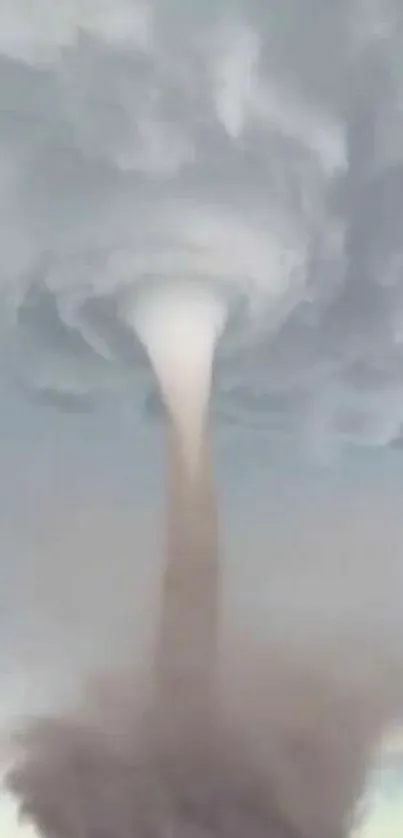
[129,281,226,738]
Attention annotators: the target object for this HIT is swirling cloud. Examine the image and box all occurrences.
[0,0,402,449]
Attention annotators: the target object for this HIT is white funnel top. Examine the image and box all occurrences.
[129,282,227,471]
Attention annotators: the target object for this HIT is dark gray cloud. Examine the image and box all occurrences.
[1,1,403,450]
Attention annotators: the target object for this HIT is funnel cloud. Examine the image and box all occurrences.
[129,281,227,472]
[132,281,223,732]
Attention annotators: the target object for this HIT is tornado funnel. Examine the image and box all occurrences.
[129,281,227,740]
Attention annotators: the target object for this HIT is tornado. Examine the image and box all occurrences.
[130,281,227,742]
[5,283,397,838]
